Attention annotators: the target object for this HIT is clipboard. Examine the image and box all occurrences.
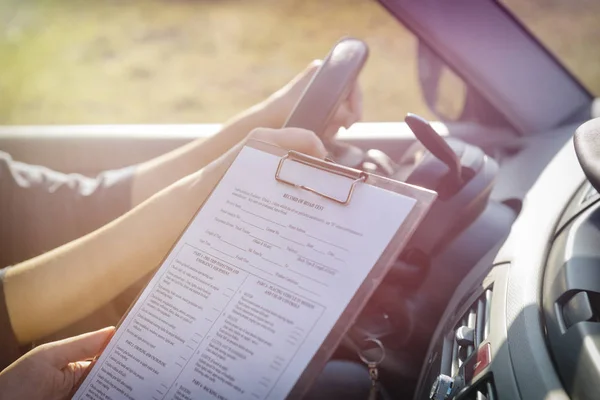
[251,140,435,398]
[71,139,435,400]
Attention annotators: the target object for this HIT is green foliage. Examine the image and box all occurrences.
[0,0,598,125]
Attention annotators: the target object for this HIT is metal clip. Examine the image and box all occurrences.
[275,150,367,205]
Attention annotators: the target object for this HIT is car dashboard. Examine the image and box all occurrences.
[0,117,594,400]
[413,121,591,400]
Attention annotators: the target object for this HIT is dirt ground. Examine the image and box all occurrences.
[0,0,598,125]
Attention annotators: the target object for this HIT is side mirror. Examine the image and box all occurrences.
[417,40,513,128]
[417,41,467,121]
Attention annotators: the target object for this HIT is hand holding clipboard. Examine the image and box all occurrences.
[72,38,435,400]
[71,138,434,400]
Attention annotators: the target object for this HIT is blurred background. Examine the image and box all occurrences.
[0,0,598,125]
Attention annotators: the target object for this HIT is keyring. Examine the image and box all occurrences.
[357,337,386,366]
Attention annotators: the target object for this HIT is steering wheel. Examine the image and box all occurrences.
[283,38,369,163]
[282,37,387,357]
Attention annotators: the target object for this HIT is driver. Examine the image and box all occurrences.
[0,62,367,399]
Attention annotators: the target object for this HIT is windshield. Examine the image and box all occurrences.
[0,0,434,125]
[503,0,600,95]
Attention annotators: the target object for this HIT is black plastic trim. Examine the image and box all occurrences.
[493,0,593,100]
[377,0,591,134]
[544,202,600,400]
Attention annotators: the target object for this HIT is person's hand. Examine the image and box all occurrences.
[188,126,327,194]
[246,126,328,158]
[261,60,363,136]
[160,126,328,243]
[0,327,114,400]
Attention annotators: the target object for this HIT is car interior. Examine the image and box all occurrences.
[1,0,600,399]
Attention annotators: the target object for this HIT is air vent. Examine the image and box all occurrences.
[459,377,496,400]
[427,288,494,400]
[448,288,493,377]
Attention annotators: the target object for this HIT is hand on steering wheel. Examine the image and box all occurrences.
[266,60,363,138]
[279,39,369,167]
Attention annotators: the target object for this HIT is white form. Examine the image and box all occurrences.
[73,146,416,400]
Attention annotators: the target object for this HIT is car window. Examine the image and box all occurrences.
[503,0,600,95]
[0,0,435,125]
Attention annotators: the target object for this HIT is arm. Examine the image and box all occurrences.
[0,62,359,269]
[130,61,361,206]
[2,128,326,345]
[130,102,278,206]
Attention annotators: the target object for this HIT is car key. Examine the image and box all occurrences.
[367,360,381,400]
[358,338,386,400]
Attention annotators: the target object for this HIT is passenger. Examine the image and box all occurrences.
[0,63,368,398]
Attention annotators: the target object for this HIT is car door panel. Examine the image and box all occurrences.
[0,121,508,176]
